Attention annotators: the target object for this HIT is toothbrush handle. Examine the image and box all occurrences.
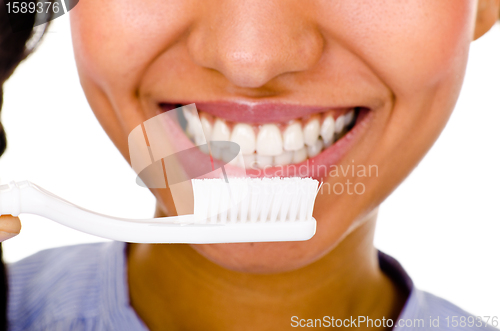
[0,181,195,232]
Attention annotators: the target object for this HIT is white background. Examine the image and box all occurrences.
[1,15,499,319]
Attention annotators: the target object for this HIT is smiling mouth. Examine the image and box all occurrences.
[170,104,360,170]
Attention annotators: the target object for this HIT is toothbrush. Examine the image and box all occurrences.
[0,177,319,244]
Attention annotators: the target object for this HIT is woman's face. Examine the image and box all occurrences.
[70,0,478,273]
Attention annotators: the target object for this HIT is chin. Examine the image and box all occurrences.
[189,226,338,274]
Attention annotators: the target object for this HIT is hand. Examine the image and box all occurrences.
[0,215,21,242]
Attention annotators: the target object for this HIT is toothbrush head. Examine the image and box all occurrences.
[191,177,320,224]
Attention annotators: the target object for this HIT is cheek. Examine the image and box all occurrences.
[318,0,475,97]
[324,0,475,178]
[70,0,195,159]
[70,0,191,94]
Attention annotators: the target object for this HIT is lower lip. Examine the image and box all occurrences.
[156,107,372,181]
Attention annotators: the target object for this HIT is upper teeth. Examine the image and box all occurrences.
[182,108,356,168]
[320,115,335,147]
[303,116,320,146]
[230,123,256,154]
[212,119,231,141]
[200,116,212,141]
[334,114,345,134]
[283,122,305,151]
[256,124,284,156]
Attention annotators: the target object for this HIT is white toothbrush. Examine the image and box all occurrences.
[0,177,319,244]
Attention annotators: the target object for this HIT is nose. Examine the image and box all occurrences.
[187,1,324,89]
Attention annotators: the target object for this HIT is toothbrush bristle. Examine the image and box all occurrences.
[192,177,320,224]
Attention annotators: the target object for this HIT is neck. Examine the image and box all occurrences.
[128,214,406,331]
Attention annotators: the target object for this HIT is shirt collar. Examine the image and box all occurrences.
[378,250,424,325]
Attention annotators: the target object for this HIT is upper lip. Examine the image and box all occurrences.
[159,101,365,124]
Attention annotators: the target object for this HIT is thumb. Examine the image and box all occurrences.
[0,215,21,242]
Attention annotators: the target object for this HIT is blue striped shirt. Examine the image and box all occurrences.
[6,242,499,330]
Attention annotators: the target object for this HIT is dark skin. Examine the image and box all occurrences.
[128,212,407,331]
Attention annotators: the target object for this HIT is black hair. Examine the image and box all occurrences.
[0,1,51,329]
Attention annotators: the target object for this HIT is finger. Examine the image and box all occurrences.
[0,215,21,242]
